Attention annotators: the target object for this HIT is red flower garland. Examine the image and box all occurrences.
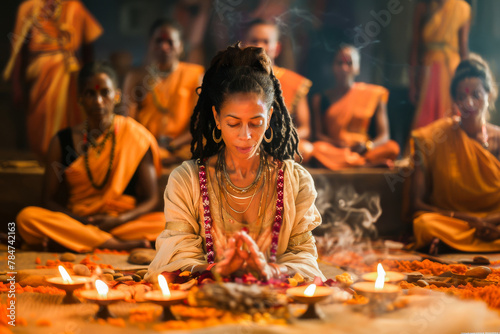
[198,160,284,264]
[198,164,215,263]
[270,164,284,262]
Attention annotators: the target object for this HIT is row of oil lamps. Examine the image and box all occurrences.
[47,263,405,320]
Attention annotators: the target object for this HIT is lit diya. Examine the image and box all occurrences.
[46,266,91,304]
[352,263,401,305]
[287,284,333,319]
[80,279,126,319]
[362,263,406,283]
[144,274,189,321]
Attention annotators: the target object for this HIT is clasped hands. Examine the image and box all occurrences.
[85,214,123,232]
[214,231,277,280]
[465,216,500,242]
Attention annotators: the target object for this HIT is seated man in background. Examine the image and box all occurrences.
[17,62,165,252]
[244,19,312,158]
[123,19,204,165]
[307,45,399,169]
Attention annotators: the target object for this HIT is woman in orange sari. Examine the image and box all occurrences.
[305,45,399,170]
[409,0,470,129]
[17,62,165,252]
[6,0,103,160]
[410,56,500,253]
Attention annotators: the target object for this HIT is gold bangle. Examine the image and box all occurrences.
[365,140,374,151]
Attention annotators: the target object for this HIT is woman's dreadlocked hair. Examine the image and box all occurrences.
[190,43,300,162]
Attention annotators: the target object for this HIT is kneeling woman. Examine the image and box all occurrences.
[17,62,165,252]
[147,44,325,281]
[410,55,500,252]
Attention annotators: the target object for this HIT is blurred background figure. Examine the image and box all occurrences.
[410,55,500,254]
[171,0,212,65]
[109,51,133,92]
[16,62,164,252]
[409,0,471,129]
[4,0,103,162]
[123,19,204,166]
[244,18,312,158]
[306,45,399,170]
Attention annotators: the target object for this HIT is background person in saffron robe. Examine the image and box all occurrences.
[147,44,324,281]
[243,19,312,158]
[409,0,470,129]
[5,0,103,161]
[410,55,500,254]
[123,18,204,166]
[305,45,399,170]
[16,62,165,253]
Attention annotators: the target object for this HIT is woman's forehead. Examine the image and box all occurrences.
[457,77,485,91]
[219,92,269,116]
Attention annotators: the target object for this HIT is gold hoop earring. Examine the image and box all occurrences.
[212,127,222,144]
[264,127,273,143]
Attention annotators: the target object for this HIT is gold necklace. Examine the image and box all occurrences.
[211,153,271,240]
[220,149,263,194]
[216,150,265,215]
[224,191,255,201]
[221,178,262,214]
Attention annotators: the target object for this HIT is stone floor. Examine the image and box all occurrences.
[2,248,500,333]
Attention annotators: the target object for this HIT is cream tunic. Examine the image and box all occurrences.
[147,159,325,281]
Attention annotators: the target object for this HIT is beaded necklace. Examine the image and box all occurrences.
[83,120,116,190]
[198,157,284,264]
[83,115,115,156]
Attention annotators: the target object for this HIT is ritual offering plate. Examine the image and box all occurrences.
[188,283,289,317]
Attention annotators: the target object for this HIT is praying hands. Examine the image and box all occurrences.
[215,231,280,280]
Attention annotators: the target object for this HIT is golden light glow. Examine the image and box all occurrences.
[375,263,386,289]
[304,284,317,297]
[158,275,171,298]
[95,280,109,298]
[58,265,73,284]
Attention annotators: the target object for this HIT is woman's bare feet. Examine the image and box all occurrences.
[98,237,151,251]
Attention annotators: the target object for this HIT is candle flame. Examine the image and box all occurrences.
[58,266,73,283]
[304,284,317,297]
[95,280,109,298]
[158,275,171,298]
[375,263,386,289]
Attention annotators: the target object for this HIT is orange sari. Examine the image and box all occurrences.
[273,66,311,116]
[8,0,103,160]
[17,116,165,253]
[412,118,500,252]
[413,0,470,129]
[312,83,399,170]
[135,62,204,161]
